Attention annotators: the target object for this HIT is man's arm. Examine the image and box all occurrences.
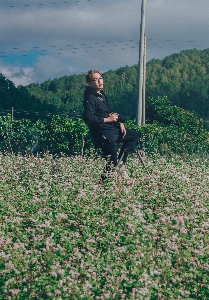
[84,98,104,124]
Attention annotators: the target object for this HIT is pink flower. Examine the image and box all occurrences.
[180,227,187,234]
[54,290,62,295]
[152,236,160,241]
[177,216,185,224]
[9,289,20,295]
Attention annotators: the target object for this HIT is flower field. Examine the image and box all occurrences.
[0,152,209,299]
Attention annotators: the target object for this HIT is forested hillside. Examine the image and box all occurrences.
[1,48,209,121]
[146,48,209,119]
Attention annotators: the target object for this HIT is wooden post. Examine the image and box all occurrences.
[12,107,14,121]
[137,0,146,126]
[81,136,85,156]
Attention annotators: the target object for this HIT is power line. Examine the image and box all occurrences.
[2,39,138,51]
[0,38,202,59]
[0,0,95,9]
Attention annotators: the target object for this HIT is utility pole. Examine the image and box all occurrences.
[142,34,146,125]
[137,0,146,126]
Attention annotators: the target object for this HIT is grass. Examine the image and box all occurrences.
[0,152,209,299]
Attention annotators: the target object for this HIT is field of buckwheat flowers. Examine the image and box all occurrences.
[0,152,209,300]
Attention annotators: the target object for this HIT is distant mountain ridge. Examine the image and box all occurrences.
[1,48,209,121]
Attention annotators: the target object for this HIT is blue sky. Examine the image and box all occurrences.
[0,0,208,86]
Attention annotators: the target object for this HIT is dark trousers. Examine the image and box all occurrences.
[102,128,139,168]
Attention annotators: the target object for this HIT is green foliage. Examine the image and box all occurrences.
[34,116,93,156]
[126,96,209,155]
[103,65,138,118]
[146,95,204,131]
[0,95,208,156]
[1,48,209,122]
[23,74,86,117]
[0,115,93,156]
[0,74,20,110]
[0,115,36,154]
[146,48,209,119]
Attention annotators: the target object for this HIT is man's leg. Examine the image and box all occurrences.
[102,138,118,168]
[99,130,139,181]
[117,128,139,163]
[98,138,118,182]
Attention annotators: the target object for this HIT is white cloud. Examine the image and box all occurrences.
[0,65,34,86]
[0,0,208,86]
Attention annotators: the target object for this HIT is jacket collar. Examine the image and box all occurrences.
[85,86,104,96]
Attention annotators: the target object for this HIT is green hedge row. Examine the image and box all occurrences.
[0,96,208,156]
[0,115,92,156]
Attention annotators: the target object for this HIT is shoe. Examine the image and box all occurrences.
[99,171,112,184]
[116,163,130,179]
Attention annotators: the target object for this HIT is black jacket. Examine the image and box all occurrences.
[83,86,126,148]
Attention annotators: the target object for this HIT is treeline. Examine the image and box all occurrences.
[0,48,209,121]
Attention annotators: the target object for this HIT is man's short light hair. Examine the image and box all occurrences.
[85,69,102,83]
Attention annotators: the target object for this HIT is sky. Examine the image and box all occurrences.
[0,0,209,86]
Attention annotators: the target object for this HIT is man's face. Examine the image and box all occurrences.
[88,72,104,91]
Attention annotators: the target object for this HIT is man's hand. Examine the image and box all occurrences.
[104,113,118,123]
[109,113,118,122]
[119,122,126,138]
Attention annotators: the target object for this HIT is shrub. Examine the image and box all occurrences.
[0,96,208,156]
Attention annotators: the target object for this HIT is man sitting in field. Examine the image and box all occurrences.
[83,69,139,181]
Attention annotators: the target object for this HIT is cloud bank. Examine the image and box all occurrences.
[0,0,208,86]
